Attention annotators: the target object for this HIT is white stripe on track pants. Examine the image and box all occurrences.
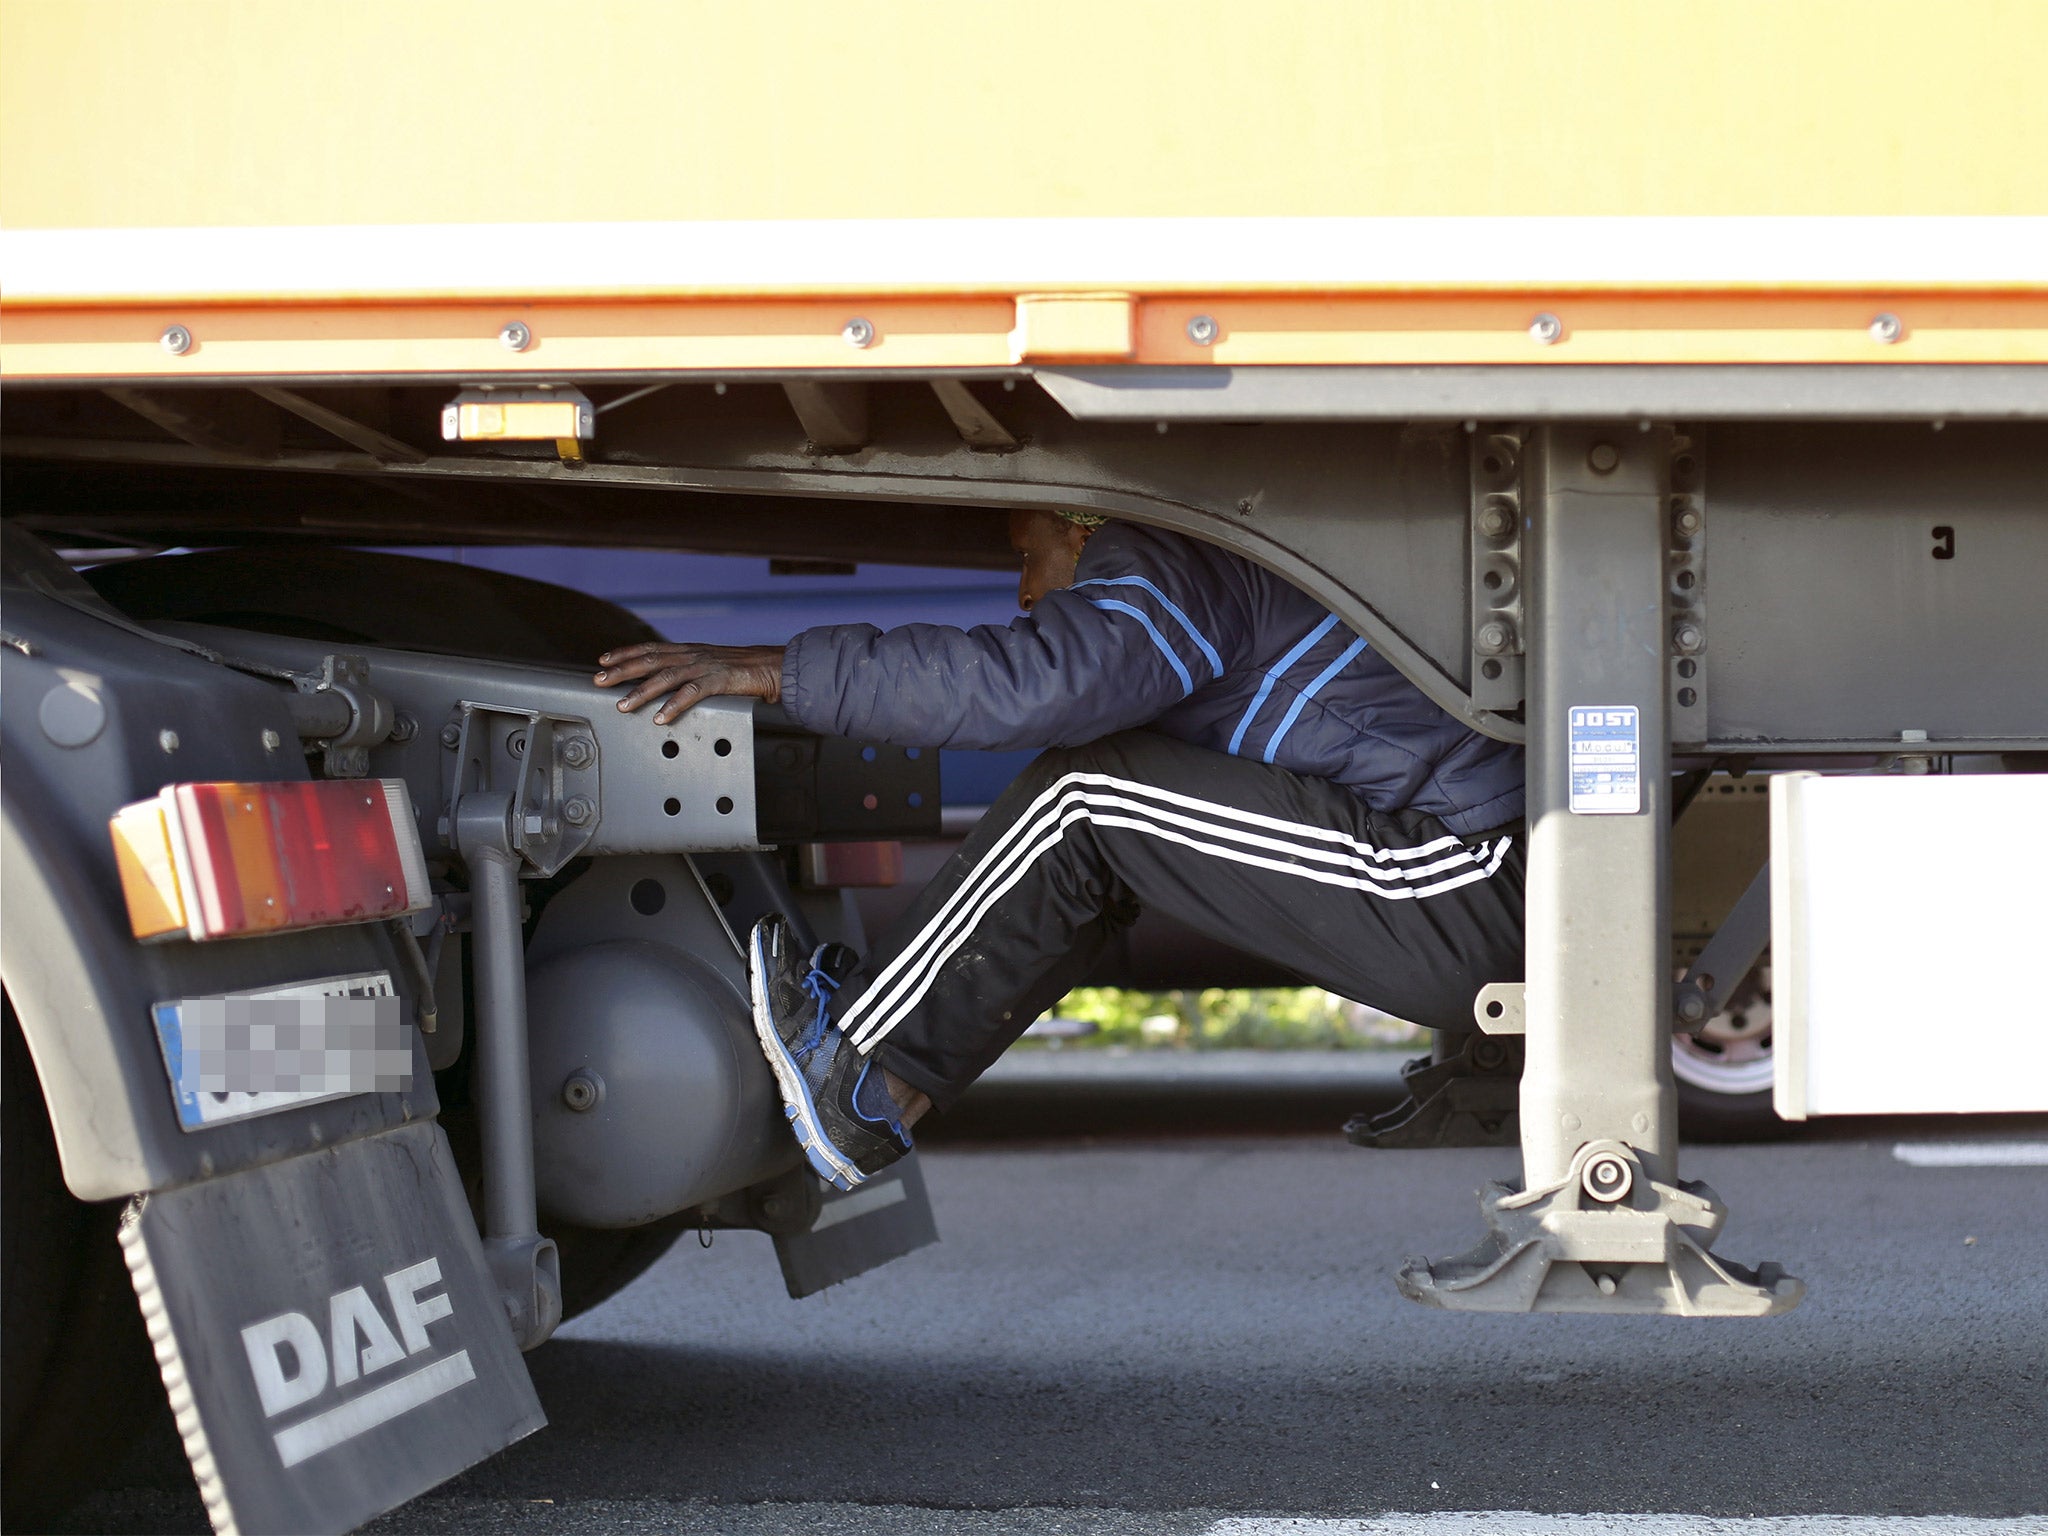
[837,730,1525,1112]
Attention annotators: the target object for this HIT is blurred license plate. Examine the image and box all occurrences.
[152,971,414,1131]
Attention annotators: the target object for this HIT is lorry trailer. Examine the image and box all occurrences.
[3,2,2045,1529]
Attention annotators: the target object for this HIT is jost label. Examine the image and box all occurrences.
[239,1257,475,1468]
[1568,705,1642,815]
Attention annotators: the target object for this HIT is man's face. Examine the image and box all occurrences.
[1009,509,1093,613]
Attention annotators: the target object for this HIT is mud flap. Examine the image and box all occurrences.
[118,1121,544,1536]
[772,1150,939,1299]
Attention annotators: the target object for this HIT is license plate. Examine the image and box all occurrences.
[152,971,414,1131]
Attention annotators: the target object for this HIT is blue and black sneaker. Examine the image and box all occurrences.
[749,914,913,1191]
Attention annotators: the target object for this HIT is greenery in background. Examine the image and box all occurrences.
[1031,988,1425,1051]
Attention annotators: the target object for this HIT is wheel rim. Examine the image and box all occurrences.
[1672,970,1775,1096]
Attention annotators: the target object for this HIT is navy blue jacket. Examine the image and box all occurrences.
[781,523,1524,836]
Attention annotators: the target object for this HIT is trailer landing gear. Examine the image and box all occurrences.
[1393,425,1800,1317]
[1397,1138,1801,1316]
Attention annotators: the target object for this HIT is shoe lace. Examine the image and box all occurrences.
[793,965,840,1065]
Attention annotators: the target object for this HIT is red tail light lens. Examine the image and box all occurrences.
[112,779,430,942]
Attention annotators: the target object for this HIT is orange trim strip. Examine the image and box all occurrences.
[5,290,2045,379]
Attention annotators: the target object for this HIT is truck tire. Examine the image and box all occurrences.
[1675,1073,1784,1141]
[85,546,663,665]
[1673,967,1790,1141]
[1,998,162,1530]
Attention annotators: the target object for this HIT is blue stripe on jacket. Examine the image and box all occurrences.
[1228,613,1339,756]
[1073,576,1224,680]
[1263,636,1368,762]
[1087,598,1195,696]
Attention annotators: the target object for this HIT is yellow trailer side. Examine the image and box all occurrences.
[4,0,2046,378]
[6,0,2046,227]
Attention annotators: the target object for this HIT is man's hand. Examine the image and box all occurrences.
[593,642,786,725]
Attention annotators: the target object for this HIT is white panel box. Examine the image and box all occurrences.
[1772,772,2048,1119]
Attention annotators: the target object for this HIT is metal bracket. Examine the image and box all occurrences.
[931,380,1020,450]
[441,701,598,1349]
[1677,859,1770,1030]
[1668,438,1709,746]
[752,718,941,843]
[440,701,599,876]
[451,805,562,1350]
[1345,1031,1522,1149]
[480,1228,562,1352]
[1469,428,1526,711]
[782,381,870,453]
[252,385,429,464]
[292,653,395,778]
[1473,980,1525,1035]
[1398,1139,1802,1316]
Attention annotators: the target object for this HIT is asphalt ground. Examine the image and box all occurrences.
[60,1100,2048,1536]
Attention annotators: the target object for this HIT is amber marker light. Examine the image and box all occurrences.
[110,779,430,943]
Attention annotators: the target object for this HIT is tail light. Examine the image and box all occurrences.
[111,779,430,942]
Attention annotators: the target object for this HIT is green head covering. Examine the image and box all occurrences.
[1053,509,1108,530]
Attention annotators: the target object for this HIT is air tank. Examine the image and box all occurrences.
[523,858,797,1229]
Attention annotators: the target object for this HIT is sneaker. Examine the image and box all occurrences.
[748,915,912,1191]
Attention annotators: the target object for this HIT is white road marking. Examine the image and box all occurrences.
[1207,1519,2048,1535]
[1892,1141,2048,1168]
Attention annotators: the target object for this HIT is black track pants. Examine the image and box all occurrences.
[836,730,1526,1112]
